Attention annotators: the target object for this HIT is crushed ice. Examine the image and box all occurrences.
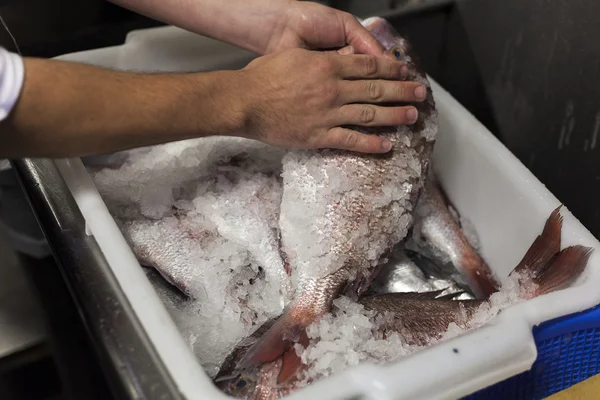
[89,136,530,386]
[89,137,289,377]
[296,296,409,383]
[297,271,527,383]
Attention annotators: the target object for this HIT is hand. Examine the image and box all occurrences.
[236,48,427,153]
[110,0,386,57]
[265,1,387,57]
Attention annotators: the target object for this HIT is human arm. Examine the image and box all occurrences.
[0,48,425,159]
[109,0,388,57]
[0,56,246,159]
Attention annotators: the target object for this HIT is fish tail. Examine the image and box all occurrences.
[531,245,593,297]
[509,206,593,298]
[235,305,315,372]
[278,330,309,384]
[513,205,563,276]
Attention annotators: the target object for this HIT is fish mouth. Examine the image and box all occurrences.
[361,16,386,30]
[361,17,411,61]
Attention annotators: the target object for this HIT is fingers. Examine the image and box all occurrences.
[324,127,392,153]
[334,53,407,80]
[342,14,387,57]
[339,80,427,104]
[335,104,418,127]
[337,45,355,55]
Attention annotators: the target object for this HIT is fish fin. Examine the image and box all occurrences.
[531,245,593,296]
[435,291,466,300]
[236,306,313,371]
[407,250,456,281]
[365,290,446,301]
[465,255,500,298]
[513,205,563,276]
[215,317,279,381]
[277,330,309,384]
[346,263,385,299]
[142,267,191,303]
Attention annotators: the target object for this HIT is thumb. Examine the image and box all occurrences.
[343,15,386,57]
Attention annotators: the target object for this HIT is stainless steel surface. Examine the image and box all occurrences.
[11,159,183,400]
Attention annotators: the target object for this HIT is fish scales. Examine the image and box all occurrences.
[237,16,439,372]
[359,294,484,347]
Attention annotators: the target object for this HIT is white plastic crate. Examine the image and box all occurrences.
[52,24,600,400]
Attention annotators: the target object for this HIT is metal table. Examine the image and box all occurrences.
[11,160,183,400]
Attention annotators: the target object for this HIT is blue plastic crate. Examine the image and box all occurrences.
[463,304,600,399]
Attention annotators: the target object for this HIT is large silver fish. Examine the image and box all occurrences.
[367,247,473,298]
[236,16,439,377]
[406,170,500,297]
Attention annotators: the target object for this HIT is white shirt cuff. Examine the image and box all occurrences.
[0,47,24,121]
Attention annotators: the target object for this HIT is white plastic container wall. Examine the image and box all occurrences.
[52,25,600,400]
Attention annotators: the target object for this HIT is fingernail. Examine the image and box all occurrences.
[414,85,426,100]
[381,139,392,152]
[400,65,409,79]
[338,45,354,55]
[406,108,418,123]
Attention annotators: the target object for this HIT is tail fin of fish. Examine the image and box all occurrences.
[531,245,593,297]
[236,305,314,374]
[510,206,593,298]
[514,205,563,275]
[278,330,309,384]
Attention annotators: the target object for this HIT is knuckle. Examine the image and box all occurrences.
[359,105,376,124]
[361,56,378,76]
[344,131,360,149]
[367,81,383,101]
[314,55,335,73]
[320,82,339,102]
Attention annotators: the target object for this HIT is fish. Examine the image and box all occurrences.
[405,170,500,298]
[366,247,474,299]
[121,210,217,299]
[359,291,484,347]
[216,207,592,397]
[118,164,290,303]
[214,318,297,400]
[235,16,439,380]
[143,266,191,308]
[360,206,593,345]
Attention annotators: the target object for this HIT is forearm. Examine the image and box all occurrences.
[109,0,289,55]
[0,58,245,159]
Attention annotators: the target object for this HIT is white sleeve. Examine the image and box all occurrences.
[0,47,24,121]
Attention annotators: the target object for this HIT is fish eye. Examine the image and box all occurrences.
[229,375,249,393]
[390,46,403,60]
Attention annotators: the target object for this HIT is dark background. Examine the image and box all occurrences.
[0,0,598,398]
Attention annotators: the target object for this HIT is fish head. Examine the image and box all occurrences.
[215,360,286,400]
[361,17,412,64]
[215,371,258,399]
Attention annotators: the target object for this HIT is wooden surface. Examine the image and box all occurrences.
[546,374,600,399]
